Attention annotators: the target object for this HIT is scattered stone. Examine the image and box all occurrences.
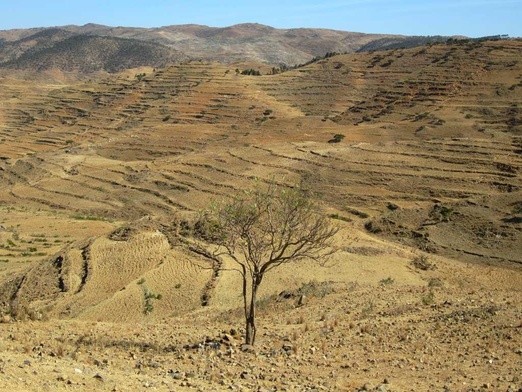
[240,371,252,380]
[168,370,184,380]
[222,334,236,345]
[93,373,106,382]
[359,383,372,391]
[387,202,400,211]
[148,360,161,368]
[282,343,294,353]
[0,315,11,324]
[240,344,255,353]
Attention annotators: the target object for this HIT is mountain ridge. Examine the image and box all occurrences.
[0,23,454,73]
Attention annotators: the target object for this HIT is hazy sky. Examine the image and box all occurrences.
[1,0,520,37]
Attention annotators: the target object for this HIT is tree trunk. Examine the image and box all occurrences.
[245,280,258,346]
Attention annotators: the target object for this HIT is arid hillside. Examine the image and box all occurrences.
[1,35,187,73]
[0,23,451,72]
[0,39,520,391]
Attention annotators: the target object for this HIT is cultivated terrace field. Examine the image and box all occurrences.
[0,39,521,391]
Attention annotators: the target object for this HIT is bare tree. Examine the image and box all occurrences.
[198,181,338,346]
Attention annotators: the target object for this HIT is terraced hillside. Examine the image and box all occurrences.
[0,39,520,321]
[0,37,521,392]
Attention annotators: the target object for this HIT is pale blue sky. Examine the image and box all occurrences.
[0,0,520,37]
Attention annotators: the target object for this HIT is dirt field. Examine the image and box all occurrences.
[0,40,520,391]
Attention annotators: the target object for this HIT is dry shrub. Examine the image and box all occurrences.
[411,254,436,271]
[428,277,444,288]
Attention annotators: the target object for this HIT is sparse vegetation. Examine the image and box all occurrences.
[198,181,338,345]
[240,69,261,76]
[71,214,109,222]
[421,289,435,305]
[379,277,395,285]
[428,277,444,288]
[411,254,436,271]
[138,279,162,315]
[328,133,345,143]
[0,34,520,392]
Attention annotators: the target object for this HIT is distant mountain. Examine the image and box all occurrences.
[0,28,75,64]
[1,33,186,73]
[0,23,452,73]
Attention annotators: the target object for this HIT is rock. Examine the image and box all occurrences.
[93,373,105,382]
[279,290,294,299]
[74,368,83,374]
[282,343,293,352]
[240,344,255,353]
[168,370,184,380]
[205,341,221,350]
[222,334,236,345]
[387,202,400,211]
[0,315,11,324]
[148,361,161,369]
[297,294,307,306]
[240,371,252,380]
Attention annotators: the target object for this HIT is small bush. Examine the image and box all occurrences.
[364,220,382,233]
[411,255,436,271]
[421,290,435,305]
[428,278,444,288]
[142,286,162,315]
[328,133,345,143]
[430,204,454,222]
[379,277,395,286]
[241,69,261,76]
[360,300,375,318]
[328,213,352,222]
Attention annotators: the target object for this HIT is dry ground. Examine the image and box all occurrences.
[0,39,520,391]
